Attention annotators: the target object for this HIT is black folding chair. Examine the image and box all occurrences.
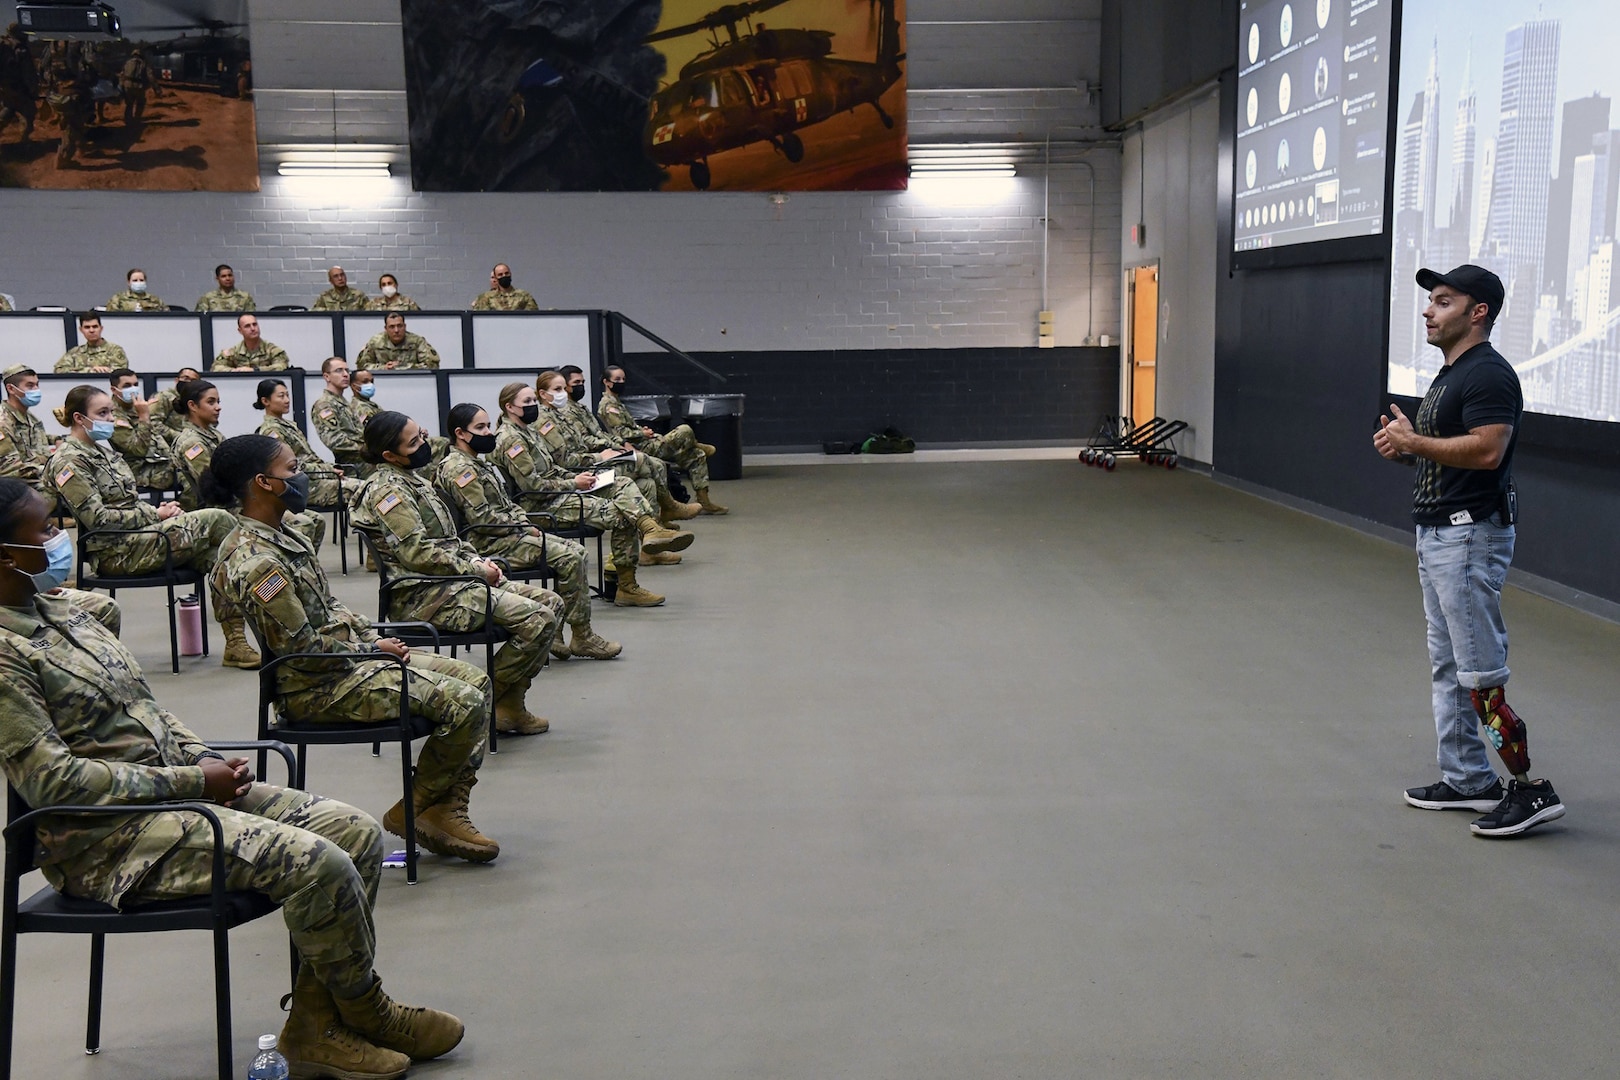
[304,467,350,575]
[74,525,209,674]
[0,740,297,1080]
[514,487,607,597]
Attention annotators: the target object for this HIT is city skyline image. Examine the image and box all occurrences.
[1387,0,1620,422]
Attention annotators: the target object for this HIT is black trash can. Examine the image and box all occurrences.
[620,394,673,435]
[676,394,745,481]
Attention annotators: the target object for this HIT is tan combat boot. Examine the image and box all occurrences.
[639,550,682,566]
[698,441,717,457]
[383,780,501,863]
[612,565,666,607]
[637,516,694,555]
[658,488,701,521]
[695,487,730,515]
[280,969,410,1080]
[220,617,261,669]
[493,682,549,735]
[568,624,622,659]
[333,975,465,1063]
[549,634,572,661]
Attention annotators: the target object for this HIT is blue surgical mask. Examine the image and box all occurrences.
[358,384,375,400]
[89,419,116,442]
[119,386,140,403]
[20,390,41,408]
[7,529,74,592]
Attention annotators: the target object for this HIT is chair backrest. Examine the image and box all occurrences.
[4,788,43,880]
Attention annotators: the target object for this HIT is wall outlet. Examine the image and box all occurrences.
[1038,309,1055,348]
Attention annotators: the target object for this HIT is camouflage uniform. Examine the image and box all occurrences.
[0,401,54,491]
[149,386,188,434]
[0,296,11,312]
[598,388,711,491]
[312,287,369,312]
[356,331,440,371]
[47,436,243,624]
[349,462,564,698]
[433,446,592,630]
[194,288,256,313]
[0,592,385,995]
[554,399,672,499]
[172,421,325,551]
[533,404,660,508]
[213,340,290,372]
[45,59,92,168]
[258,413,349,508]
[0,28,39,140]
[470,288,539,311]
[311,389,371,479]
[106,289,167,312]
[54,339,129,374]
[492,418,645,573]
[118,53,153,123]
[352,395,380,425]
[109,394,178,490]
[366,293,421,311]
[215,514,489,809]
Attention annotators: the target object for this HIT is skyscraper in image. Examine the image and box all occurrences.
[1543,93,1610,304]
[1449,49,1477,250]
[1420,39,1442,244]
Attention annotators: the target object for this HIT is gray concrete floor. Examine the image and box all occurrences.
[11,460,1620,1078]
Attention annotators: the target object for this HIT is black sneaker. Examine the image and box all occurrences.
[1471,779,1565,837]
[1404,778,1505,812]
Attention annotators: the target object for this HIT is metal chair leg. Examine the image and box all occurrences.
[165,582,179,675]
[212,925,233,1080]
[85,933,104,1054]
[401,737,418,886]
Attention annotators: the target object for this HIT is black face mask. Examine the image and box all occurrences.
[519,403,540,424]
[496,275,513,289]
[402,442,433,470]
[467,432,497,455]
[567,384,585,402]
[271,471,310,514]
[609,380,627,395]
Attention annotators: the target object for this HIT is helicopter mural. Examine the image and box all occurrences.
[400,0,906,193]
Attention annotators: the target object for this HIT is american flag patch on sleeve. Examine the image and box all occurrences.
[376,492,402,514]
[252,569,289,603]
[184,444,204,460]
[55,467,74,486]
[505,444,524,459]
[455,468,477,488]
[539,421,554,435]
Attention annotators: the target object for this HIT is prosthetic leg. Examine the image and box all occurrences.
[1470,686,1529,781]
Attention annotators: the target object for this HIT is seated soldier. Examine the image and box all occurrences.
[598,364,728,514]
[55,313,129,374]
[106,367,178,492]
[351,410,566,736]
[470,262,538,310]
[435,402,621,660]
[312,264,369,312]
[356,312,441,370]
[254,377,350,509]
[312,357,370,478]
[351,368,379,423]
[367,273,421,311]
[492,381,685,607]
[149,366,200,434]
[207,434,500,864]
[213,313,290,371]
[0,364,54,492]
[48,384,260,669]
[194,262,255,312]
[106,267,168,311]
[0,477,463,1080]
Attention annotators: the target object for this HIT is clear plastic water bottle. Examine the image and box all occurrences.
[247,1033,290,1080]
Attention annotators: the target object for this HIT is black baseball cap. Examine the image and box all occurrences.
[1416,264,1504,320]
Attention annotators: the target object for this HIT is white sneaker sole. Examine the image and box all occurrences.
[1403,791,1503,812]
[1471,802,1566,837]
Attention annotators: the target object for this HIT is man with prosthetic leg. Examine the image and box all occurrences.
[1377,264,1564,837]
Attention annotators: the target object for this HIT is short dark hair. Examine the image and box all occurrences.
[177,366,201,381]
[558,365,583,380]
[215,264,233,277]
[237,313,255,326]
[602,365,625,381]
[363,410,412,463]
[78,312,100,326]
[321,356,347,375]
[384,311,405,324]
[108,367,137,385]
[0,477,41,542]
[200,434,282,507]
[178,378,217,417]
[252,377,286,409]
[126,268,143,280]
[446,402,485,438]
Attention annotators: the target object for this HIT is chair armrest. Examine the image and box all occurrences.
[257,651,410,735]
[379,573,495,628]
[79,524,184,574]
[371,620,441,648]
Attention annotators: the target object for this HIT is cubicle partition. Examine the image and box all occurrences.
[98,313,208,374]
[1,315,75,372]
[341,313,468,369]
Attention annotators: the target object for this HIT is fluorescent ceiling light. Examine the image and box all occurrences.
[277,162,391,178]
[909,164,1016,178]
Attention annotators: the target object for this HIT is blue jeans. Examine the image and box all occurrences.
[1416,520,1514,795]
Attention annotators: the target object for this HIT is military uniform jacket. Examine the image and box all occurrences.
[493,419,578,503]
[214,341,290,371]
[149,387,187,433]
[470,288,539,311]
[0,295,12,312]
[55,340,129,373]
[194,288,255,312]
[356,331,440,370]
[350,464,489,618]
[0,592,214,907]
[258,413,322,465]
[353,396,379,424]
[312,287,369,312]
[216,515,380,697]
[311,389,366,466]
[433,447,531,532]
[596,389,649,446]
[532,405,596,471]
[50,436,162,537]
[107,400,173,472]
[0,403,53,485]
[106,290,166,312]
[171,421,221,510]
[367,293,421,311]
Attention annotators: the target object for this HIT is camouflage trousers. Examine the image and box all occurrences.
[120,785,383,997]
[91,507,243,623]
[532,487,642,577]
[480,529,591,628]
[640,424,710,490]
[287,509,326,552]
[280,650,490,803]
[391,579,563,697]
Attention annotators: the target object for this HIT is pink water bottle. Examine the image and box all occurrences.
[177,595,204,656]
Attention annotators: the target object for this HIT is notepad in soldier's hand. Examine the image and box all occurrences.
[587,469,615,491]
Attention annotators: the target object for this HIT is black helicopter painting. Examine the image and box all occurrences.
[400,0,906,193]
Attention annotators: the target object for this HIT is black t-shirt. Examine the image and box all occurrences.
[1410,341,1521,526]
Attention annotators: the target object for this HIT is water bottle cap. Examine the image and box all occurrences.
[258,1033,278,1051]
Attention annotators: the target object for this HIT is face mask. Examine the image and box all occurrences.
[609,381,627,396]
[403,442,434,470]
[381,285,397,298]
[88,419,116,442]
[357,384,375,400]
[7,529,74,592]
[19,390,41,408]
[467,432,498,455]
[567,384,585,402]
[270,471,310,513]
[130,281,147,294]
[497,274,513,289]
[549,391,568,407]
[119,386,140,403]
[519,402,540,425]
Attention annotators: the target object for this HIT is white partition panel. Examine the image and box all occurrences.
[207,374,278,439]
[0,315,70,372]
[208,313,338,370]
[98,316,206,373]
[444,372,527,421]
[343,314,466,369]
[470,314,591,369]
[35,375,99,430]
[363,373,443,437]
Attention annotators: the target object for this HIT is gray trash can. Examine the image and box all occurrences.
[621,394,673,435]
[676,394,744,481]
